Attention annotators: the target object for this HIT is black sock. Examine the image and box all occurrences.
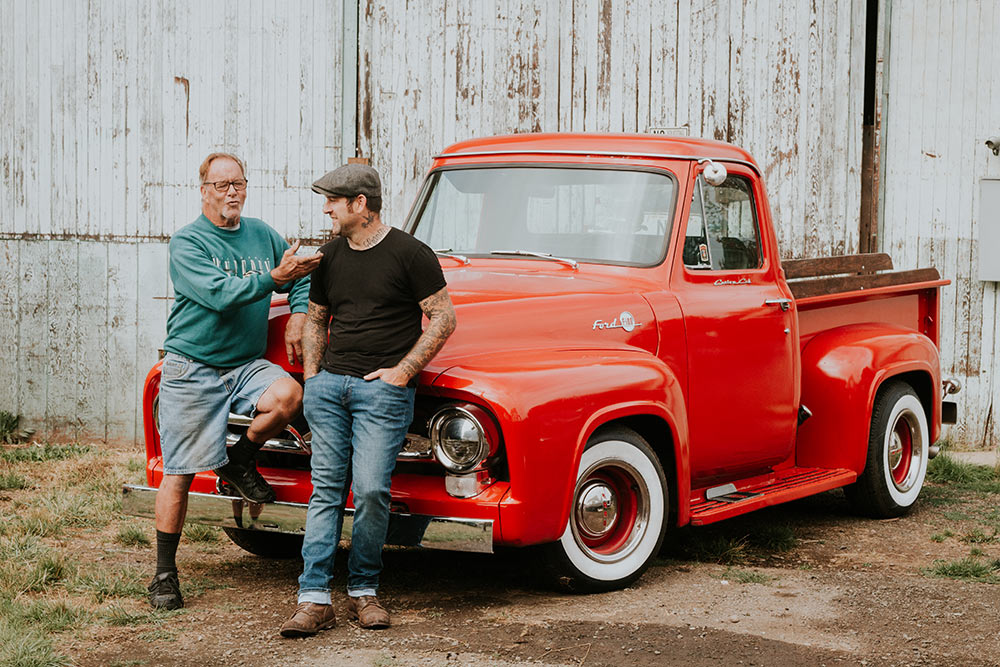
[155,530,182,575]
[228,433,263,467]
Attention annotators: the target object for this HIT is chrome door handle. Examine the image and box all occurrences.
[764,298,792,312]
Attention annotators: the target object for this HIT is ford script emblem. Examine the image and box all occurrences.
[593,311,639,332]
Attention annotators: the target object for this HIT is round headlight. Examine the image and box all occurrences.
[429,405,497,473]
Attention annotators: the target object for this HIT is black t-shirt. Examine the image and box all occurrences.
[309,227,447,382]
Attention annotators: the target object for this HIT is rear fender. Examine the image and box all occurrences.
[796,323,940,473]
[432,348,688,546]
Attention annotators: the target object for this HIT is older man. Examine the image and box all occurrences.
[279,164,456,637]
[149,152,322,611]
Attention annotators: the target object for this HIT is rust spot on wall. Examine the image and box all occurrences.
[362,53,372,143]
[174,76,190,142]
[598,0,612,96]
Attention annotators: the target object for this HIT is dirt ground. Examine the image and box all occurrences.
[56,464,1000,667]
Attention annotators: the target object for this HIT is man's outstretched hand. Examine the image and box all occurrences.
[271,240,322,286]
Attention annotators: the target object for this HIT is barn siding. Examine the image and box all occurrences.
[356,0,864,263]
[880,1,999,449]
[0,1,344,441]
[2,1,991,449]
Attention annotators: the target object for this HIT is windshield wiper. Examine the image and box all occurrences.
[489,250,578,270]
[433,248,470,265]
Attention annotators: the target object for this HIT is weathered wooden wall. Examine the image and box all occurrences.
[879,1,1000,449]
[11,0,991,450]
[0,1,345,440]
[359,0,866,263]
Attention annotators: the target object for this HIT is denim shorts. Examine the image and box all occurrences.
[158,352,290,475]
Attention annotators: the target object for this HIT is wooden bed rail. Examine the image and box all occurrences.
[781,253,940,299]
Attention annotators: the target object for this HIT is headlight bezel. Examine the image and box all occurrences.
[428,404,499,473]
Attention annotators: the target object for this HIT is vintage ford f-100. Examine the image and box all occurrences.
[124,133,960,591]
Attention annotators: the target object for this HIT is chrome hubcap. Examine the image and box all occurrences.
[888,431,904,470]
[576,481,618,538]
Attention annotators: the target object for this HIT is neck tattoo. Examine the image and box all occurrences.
[359,224,389,249]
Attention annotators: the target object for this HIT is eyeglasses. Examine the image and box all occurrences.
[204,179,248,192]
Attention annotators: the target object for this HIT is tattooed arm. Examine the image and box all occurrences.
[302,300,330,380]
[363,287,457,386]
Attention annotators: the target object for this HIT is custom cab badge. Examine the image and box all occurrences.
[593,311,639,332]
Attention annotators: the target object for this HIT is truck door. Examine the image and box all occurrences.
[674,168,799,486]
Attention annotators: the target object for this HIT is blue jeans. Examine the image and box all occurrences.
[297,371,415,604]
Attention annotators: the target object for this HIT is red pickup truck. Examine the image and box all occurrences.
[124,133,959,592]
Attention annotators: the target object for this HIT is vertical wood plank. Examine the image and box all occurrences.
[75,242,109,440]
[106,242,138,441]
[0,241,20,414]
[45,240,79,439]
[17,241,48,431]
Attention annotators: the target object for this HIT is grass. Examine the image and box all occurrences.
[930,530,953,543]
[926,454,1000,495]
[0,444,170,666]
[116,525,151,547]
[0,472,29,490]
[673,517,799,565]
[182,523,220,543]
[0,411,22,443]
[71,568,147,603]
[103,603,182,627]
[925,556,1000,583]
[0,443,90,463]
[0,617,72,667]
[721,566,774,584]
[1,598,92,634]
[960,528,997,544]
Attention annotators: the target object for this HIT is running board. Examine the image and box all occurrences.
[689,467,857,526]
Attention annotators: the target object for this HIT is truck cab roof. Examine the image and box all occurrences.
[436,132,759,169]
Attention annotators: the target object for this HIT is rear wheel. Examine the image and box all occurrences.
[222,528,304,559]
[845,381,929,518]
[542,426,668,592]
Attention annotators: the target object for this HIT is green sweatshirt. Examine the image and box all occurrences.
[164,214,310,368]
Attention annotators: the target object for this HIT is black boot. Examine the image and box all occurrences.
[213,434,276,503]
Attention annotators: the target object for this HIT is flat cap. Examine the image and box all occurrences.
[312,163,382,199]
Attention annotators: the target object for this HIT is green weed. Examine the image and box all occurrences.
[0,411,34,444]
[182,524,219,543]
[749,523,798,552]
[961,528,997,544]
[0,617,71,667]
[685,534,749,565]
[722,567,773,584]
[115,525,151,548]
[5,599,91,634]
[71,569,145,603]
[925,556,1000,583]
[0,443,90,464]
[926,455,1000,494]
[0,472,29,490]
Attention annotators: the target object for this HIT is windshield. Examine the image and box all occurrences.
[409,166,676,266]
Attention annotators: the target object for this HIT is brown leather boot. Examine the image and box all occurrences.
[347,595,390,629]
[279,602,336,638]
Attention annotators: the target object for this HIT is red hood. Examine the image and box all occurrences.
[426,265,658,373]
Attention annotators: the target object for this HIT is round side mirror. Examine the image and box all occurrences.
[703,161,727,186]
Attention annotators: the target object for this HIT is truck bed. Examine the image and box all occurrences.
[783,253,949,347]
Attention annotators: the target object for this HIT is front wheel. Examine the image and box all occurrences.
[845,381,929,518]
[542,426,668,592]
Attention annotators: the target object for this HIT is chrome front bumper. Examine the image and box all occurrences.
[121,485,494,554]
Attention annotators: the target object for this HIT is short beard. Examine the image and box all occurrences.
[220,210,241,227]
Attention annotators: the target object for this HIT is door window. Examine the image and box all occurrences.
[682,174,762,271]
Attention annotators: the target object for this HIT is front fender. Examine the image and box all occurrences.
[142,361,163,483]
[796,323,940,473]
[432,348,688,546]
